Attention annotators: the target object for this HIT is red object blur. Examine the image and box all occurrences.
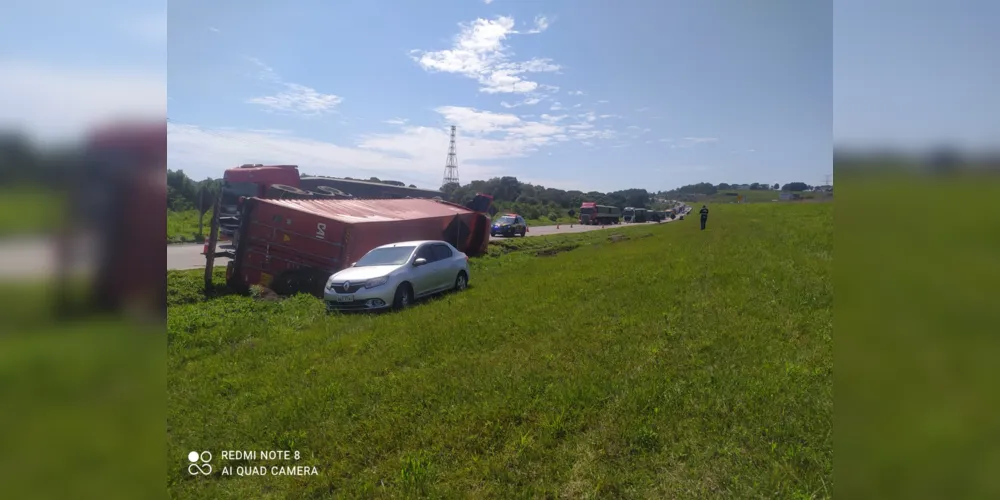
[55,121,166,320]
[228,197,492,294]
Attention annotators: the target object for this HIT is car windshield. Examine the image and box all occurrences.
[355,246,415,267]
[496,216,516,224]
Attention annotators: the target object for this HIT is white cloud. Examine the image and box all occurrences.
[411,16,560,94]
[682,136,718,144]
[209,27,221,33]
[627,125,640,130]
[500,97,542,108]
[168,105,617,187]
[247,84,342,115]
[571,103,582,108]
[550,102,563,111]
[661,137,720,148]
[243,58,342,115]
[599,114,621,119]
[483,0,494,3]
[0,60,164,143]
[384,118,408,125]
[596,100,609,104]
[568,90,585,96]
[435,106,521,134]
[636,106,650,113]
[526,15,551,34]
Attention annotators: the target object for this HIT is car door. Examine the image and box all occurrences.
[410,244,438,296]
[430,243,456,290]
[517,216,526,234]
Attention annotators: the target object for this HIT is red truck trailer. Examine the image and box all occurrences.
[222,195,493,295]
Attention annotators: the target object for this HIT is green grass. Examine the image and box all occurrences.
[684,189,831,205]
[0,185,63,236]
[167,202,832,498]
[167,209,207,244]
[835,170,1000,499]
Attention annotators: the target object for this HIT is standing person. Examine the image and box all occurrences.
[699,205,709,230]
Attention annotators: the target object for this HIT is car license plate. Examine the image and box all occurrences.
[336,295,354,302]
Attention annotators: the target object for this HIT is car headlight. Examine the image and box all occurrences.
[365,276,389,288]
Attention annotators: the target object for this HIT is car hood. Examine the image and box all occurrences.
[331,265,400,281]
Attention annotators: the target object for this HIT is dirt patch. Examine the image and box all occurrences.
[608,234,630,243]
[535,244,580,257]
[250,285,281,302]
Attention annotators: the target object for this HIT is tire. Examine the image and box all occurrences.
[314,185,352,198]
[454,271,468,291]
[267,184,312,199]
[392,283,414,311]
[520,228,526,237]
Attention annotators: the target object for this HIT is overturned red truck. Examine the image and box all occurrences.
[210,193,494,296]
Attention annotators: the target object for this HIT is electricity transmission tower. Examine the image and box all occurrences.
[442,125,459,186]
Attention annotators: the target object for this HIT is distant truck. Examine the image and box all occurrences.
[217,164,444,243]
[623,207,648,223]
[212,193,495,296]
[578,202,621,225]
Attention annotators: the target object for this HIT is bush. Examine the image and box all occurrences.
[547,212,558,222]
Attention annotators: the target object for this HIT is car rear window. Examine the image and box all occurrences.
[431,244,453,261]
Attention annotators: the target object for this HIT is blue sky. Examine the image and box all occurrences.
[166,0,832,192]
[10,2,996,193]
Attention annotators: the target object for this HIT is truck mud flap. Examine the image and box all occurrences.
[465,214,489,256]
[443,215,472,251]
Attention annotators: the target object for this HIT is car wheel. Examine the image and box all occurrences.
[392,283,413,311]
[520,228,527,237]
[454,271,468,291]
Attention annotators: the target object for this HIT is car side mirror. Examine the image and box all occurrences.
[413,258,427,267]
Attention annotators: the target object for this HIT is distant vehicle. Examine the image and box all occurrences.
[579,202,621,225]
[323,240,469,312]
[491,213,527,237]
[623,207,648,223]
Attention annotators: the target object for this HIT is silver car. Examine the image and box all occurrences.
[324,240,470,312]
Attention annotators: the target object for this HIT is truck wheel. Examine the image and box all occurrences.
[392,283,414,311]
[267,184,312,199]
[314,185,352,198]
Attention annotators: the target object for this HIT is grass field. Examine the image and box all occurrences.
[167,209,207,244]
[679,189,832,205]
[167,201,832,498]
[0,185,63,236]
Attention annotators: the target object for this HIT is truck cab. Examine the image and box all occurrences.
[219,164,300,239]
[623,207,635,223]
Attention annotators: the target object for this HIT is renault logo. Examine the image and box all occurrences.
[343,281,351,291]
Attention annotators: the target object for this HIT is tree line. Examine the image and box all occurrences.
[661,181,822,197]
